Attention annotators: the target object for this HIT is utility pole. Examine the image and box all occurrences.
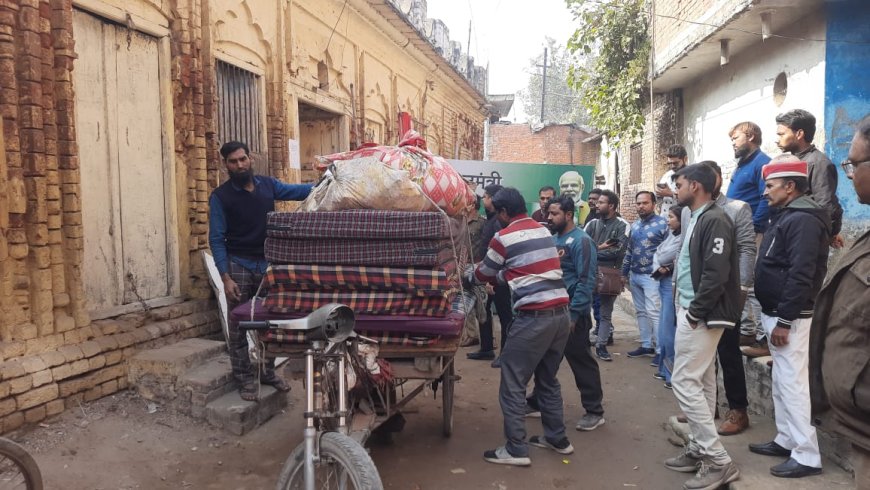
[539,47,548,122]
[466,20,472,78]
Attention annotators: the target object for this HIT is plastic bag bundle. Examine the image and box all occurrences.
[299,157,436,213]
[316,130,473,216]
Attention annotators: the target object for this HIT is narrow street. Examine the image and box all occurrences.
[17,303,851,489]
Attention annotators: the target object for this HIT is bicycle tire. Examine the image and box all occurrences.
[275,432,383,490]
[441,358,454,437]
[0,437,43,490]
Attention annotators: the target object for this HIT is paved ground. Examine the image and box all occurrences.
[12,304,854,489]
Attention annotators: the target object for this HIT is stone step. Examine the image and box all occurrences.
[204,385,289,436]
[128,338,226,402]
[178,354,238,418]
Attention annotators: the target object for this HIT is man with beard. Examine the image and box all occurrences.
[775,109,844,247]
[526,195,605,432]
[656,144,688,217]
[208,141,312,401]
[666,164,741,489]
[531,186,556,225]
[585,188,603,226]
[727,121,770,356]
[468,188,571,466]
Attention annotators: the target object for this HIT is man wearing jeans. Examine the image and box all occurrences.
[750,158,829,478]
[666,164,741,489]
[622,191,668,359]
[469,187,572,466]
[584,190,629,361]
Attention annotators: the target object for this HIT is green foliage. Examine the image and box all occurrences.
[566,0,650,145]
[520,38,590,126]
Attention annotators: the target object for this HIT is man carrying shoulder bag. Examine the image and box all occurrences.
[584,189,629,361]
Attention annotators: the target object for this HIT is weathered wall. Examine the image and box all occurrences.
[681,11,826,190]
[0,0,487,431]
[488,124,598,165]
[653,0,753,76]
[824,0,870,239]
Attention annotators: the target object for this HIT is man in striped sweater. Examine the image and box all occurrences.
[468,187,573,466]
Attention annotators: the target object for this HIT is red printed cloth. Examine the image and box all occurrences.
[266,210,454,240]
[315,131,474,217]
[264,237,457,268]
[263,287,454,317]
[264,265,458,297]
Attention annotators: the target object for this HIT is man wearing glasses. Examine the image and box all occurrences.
[811,114,870,489]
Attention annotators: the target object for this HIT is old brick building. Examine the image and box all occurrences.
[0,0,487,431]
[488,123,601,165]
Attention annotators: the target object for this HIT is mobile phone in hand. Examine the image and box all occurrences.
[605,238,619,246]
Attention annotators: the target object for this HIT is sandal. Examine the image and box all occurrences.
[239,382,259,401]
[262,376,291,392]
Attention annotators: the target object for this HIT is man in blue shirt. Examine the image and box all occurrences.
[726,121,770,353]
[208,141,312,401]
[526,195,605,432]
[622,191,668,359]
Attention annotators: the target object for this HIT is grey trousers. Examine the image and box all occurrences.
[595,294,617,347]
[499,306,571,457]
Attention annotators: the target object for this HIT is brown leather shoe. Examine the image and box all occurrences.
[741,342,771,358]
[717,409,749,435]
[739,334,756,347]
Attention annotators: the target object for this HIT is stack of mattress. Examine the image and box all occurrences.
[254,210,468,341]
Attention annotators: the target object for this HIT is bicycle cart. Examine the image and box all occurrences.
[232,297,463,490]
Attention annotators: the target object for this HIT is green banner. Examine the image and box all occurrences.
[449,160,596,216]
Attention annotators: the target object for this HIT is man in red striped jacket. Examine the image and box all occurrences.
[468,187,573,466]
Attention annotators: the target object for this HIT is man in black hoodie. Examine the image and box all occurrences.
[468,184,514,362]
[748,156,830,479]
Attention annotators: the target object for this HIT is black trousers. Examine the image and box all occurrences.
[717,325,749,410]
[529,314,604,416]
[479,283,514,352]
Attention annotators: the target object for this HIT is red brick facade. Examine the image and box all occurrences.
[488,123,600,165]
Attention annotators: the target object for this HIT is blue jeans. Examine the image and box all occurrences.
[592,294,601,328]
[657,277,676,383]
[629,272,661,349]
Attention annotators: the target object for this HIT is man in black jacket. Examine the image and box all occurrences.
[468,184,514,362]
[748,157,830,478]
[665,164,741,489]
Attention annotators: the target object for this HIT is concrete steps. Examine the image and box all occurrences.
[128,338,289,435]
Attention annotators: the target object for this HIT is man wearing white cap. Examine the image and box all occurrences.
[749,155,830,478]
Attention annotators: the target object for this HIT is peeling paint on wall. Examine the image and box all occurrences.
[825,0,870,238]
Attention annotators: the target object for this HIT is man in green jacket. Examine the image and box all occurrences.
[664,164,741,489]
[810,114,870,489]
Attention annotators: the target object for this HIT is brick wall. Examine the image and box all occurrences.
[0,0,490,432]
[653,0,752,73]
[617,92,682,221]
[489,123,599,164]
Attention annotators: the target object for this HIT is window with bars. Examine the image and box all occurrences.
[629,143,643,184]
[216,60,262,153]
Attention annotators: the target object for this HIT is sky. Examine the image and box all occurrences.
[424,0,579,122]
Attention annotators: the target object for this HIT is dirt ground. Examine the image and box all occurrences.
[8,306,853,489]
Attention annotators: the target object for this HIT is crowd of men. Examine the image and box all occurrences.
[206,109,869,489]
[463,110,870,490]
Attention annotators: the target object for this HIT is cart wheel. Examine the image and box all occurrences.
[442,357,455,437]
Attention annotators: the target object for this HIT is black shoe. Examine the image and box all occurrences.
[467,350,496,361]
[749,440,792,457]
[770,458,822,478]
[595,345,612,362]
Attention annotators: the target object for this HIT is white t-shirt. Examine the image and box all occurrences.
[659,170,678,217]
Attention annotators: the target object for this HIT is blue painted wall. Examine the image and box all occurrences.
[825,0,870,237]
